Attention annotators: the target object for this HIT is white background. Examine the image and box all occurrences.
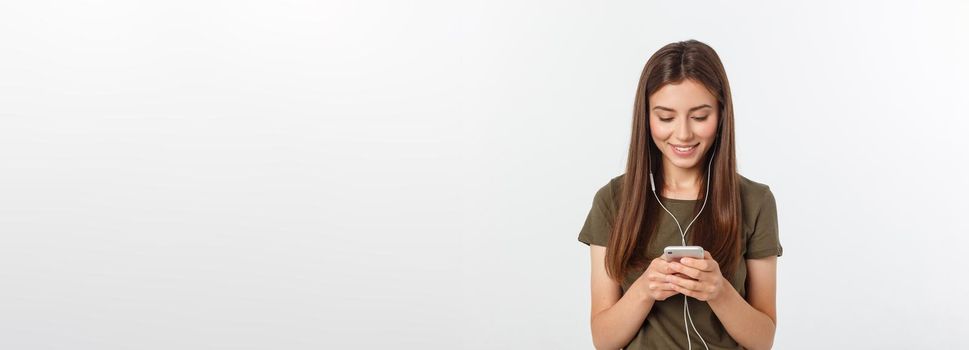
[1,0,968,349]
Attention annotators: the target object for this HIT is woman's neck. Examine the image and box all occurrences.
[662,166,702,200]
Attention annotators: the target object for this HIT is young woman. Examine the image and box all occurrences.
[577,40,783,350]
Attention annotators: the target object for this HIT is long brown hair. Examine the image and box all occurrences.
[605,39,742,284]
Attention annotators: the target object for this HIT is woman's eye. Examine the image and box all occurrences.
[659,117,674,122]
[692,115,709,121]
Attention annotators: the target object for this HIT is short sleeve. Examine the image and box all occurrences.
[577,181,617,247]
[745,186,783,259]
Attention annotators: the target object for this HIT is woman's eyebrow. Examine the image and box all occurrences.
[652,104,713,113]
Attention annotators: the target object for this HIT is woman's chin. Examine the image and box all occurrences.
[671,162,699,171]
[666,156,703,171]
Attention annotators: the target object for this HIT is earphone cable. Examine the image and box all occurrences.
[648,142,717,350]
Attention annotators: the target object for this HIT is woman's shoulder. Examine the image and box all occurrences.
[608,173,625,191]
[738,173,772,201]
[738,174,776,225]
[591,173,625,207]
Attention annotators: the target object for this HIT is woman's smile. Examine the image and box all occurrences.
[669,142,699,157]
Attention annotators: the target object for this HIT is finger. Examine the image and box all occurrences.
[652,272,693,283]
[661,288,680,298]
[647,281,675,291]
[681,256,712,272]
[661,262,675,275]
[669,262,702,279]
[646,272,670,282]
[700,250,714,271]
[668,274,701,291]
[670,283,699,299]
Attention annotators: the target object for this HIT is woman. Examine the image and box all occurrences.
[577,40,783,350]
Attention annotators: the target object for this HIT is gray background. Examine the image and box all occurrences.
[1,0,967,349]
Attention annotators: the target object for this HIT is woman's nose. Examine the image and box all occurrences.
[674,119,693,140]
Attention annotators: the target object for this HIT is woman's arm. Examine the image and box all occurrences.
[707,256,778,350]
[588,245,654,350]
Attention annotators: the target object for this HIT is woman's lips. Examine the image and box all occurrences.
[670,143,698,157]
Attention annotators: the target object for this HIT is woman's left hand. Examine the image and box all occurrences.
[666,251,728,302]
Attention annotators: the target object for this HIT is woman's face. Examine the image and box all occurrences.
[648,78,721,173]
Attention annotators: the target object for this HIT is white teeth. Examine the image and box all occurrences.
[674,145,696,152]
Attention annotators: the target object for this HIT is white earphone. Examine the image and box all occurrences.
[647,127,719,350]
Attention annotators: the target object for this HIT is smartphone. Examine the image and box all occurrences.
[663,246,704,263]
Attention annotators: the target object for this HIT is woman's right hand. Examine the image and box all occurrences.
[635,257,684,302]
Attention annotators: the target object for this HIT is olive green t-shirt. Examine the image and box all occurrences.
[577,173,782,350]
